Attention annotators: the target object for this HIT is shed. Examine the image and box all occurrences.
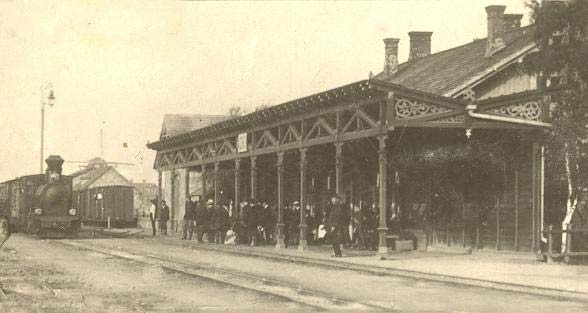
[71,164,135,226]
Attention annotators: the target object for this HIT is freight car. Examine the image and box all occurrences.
[0,155,80,237]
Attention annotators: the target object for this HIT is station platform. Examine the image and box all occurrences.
[97,227,588,301]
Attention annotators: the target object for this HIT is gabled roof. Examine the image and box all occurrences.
[160,114,227,139]
[72,166,133,191]
[375,25,536,97]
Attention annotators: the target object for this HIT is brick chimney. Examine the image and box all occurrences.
[383,38,400,76]
[408,31,433,60]
[485,5,507,57]
[503,14,523,32]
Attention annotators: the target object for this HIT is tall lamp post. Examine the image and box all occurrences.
[40,84,55,173]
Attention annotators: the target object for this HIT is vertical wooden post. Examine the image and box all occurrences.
[201,164,207,200]
[170,169,176,232]
[496,197,500,250]
[250,156,257,200]
[157,170,163,209]
[299,148,308,251]
[377,135,389,256]
[532,144,537,251]
[214,162,220,206]
[564,224,572,264]
[185,168,191,198]
[335,142,343,195]
[234,158,241,221]
[547,224,554,263]
[276,152,286,249]
[515,169,519,251]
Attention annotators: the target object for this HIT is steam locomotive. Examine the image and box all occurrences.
[0,155,80,237]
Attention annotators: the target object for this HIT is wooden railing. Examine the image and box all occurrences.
[543,224,588,263]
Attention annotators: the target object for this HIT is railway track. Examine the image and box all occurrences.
[56,239,394,312]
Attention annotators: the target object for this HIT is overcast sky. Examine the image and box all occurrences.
[0,0,529,183]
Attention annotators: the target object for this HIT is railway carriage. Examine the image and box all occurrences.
[0,155,80,237]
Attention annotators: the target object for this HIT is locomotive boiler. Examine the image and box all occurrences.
[0,155,80,237]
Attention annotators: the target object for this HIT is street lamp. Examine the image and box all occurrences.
[40,84,55,173]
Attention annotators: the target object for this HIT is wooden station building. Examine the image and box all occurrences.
[147,5,555,254]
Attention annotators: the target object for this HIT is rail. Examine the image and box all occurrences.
[542,224,588,263]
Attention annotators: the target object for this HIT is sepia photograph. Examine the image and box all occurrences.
[1,0,587,312]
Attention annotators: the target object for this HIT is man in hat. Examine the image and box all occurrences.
[148,198,158,236]
[213,201,231,244]
[194,198,210,243]
[182,196,197,240]
[327,194,346,257]
[205,199,216,242]
[159,200,170,235]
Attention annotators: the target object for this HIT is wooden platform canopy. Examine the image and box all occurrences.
[148,79,549,170]
[147,78,551,253]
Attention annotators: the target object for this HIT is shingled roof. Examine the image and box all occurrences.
[160,114,227,139]
[375,25,536,96]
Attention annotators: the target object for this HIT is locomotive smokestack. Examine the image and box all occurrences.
[45,155,64,175]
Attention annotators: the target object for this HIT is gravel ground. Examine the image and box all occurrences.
[0,234,305,313]
[1,232,587,312]
[86,235,588,313]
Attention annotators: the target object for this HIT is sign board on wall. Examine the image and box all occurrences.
[237,133,248,153]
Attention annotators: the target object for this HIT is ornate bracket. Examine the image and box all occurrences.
[395,97,451,120]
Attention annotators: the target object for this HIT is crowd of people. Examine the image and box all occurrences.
[148,194,385,256]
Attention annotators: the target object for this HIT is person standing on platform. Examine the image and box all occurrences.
[206,199,217,242]
[291,201,301,246]
[194,198,210,243]
[159,200,170,235]
[243,200,259,246]
[213,202,231,244]
[181,197,196,240]
[327,194,346,257]
[261,201,275,244]
[148,198,158,236]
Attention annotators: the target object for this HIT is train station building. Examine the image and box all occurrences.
[147,5,554,254]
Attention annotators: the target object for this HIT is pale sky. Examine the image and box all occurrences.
[0,0,529,183]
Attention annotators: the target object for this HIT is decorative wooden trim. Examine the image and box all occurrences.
[281,125,302,145]
[255,130,279,150]
[187,146,202,161]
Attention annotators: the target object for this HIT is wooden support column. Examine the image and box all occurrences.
[157,170,163,217]
[214,162,220,205]
[335,142,344,195]
[276,152,286,249]
[250,156,258,200]
[299,148,308,251]
[515,169,519,251]
[234,158,241,221]
[185,168,191,198]
[377,135,389,255]
[170,169,176,231]
[201,164,207,200]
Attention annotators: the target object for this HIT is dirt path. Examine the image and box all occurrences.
[0,234,304,313]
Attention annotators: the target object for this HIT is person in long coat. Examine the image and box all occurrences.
[327,194,346,257]
[158,200,170,235]
[148,198,158,236]
[243,200,259,246]
[213,202,231,244]
[261,201,275,244]
[182,197,197,240]
[194,199,211,242]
